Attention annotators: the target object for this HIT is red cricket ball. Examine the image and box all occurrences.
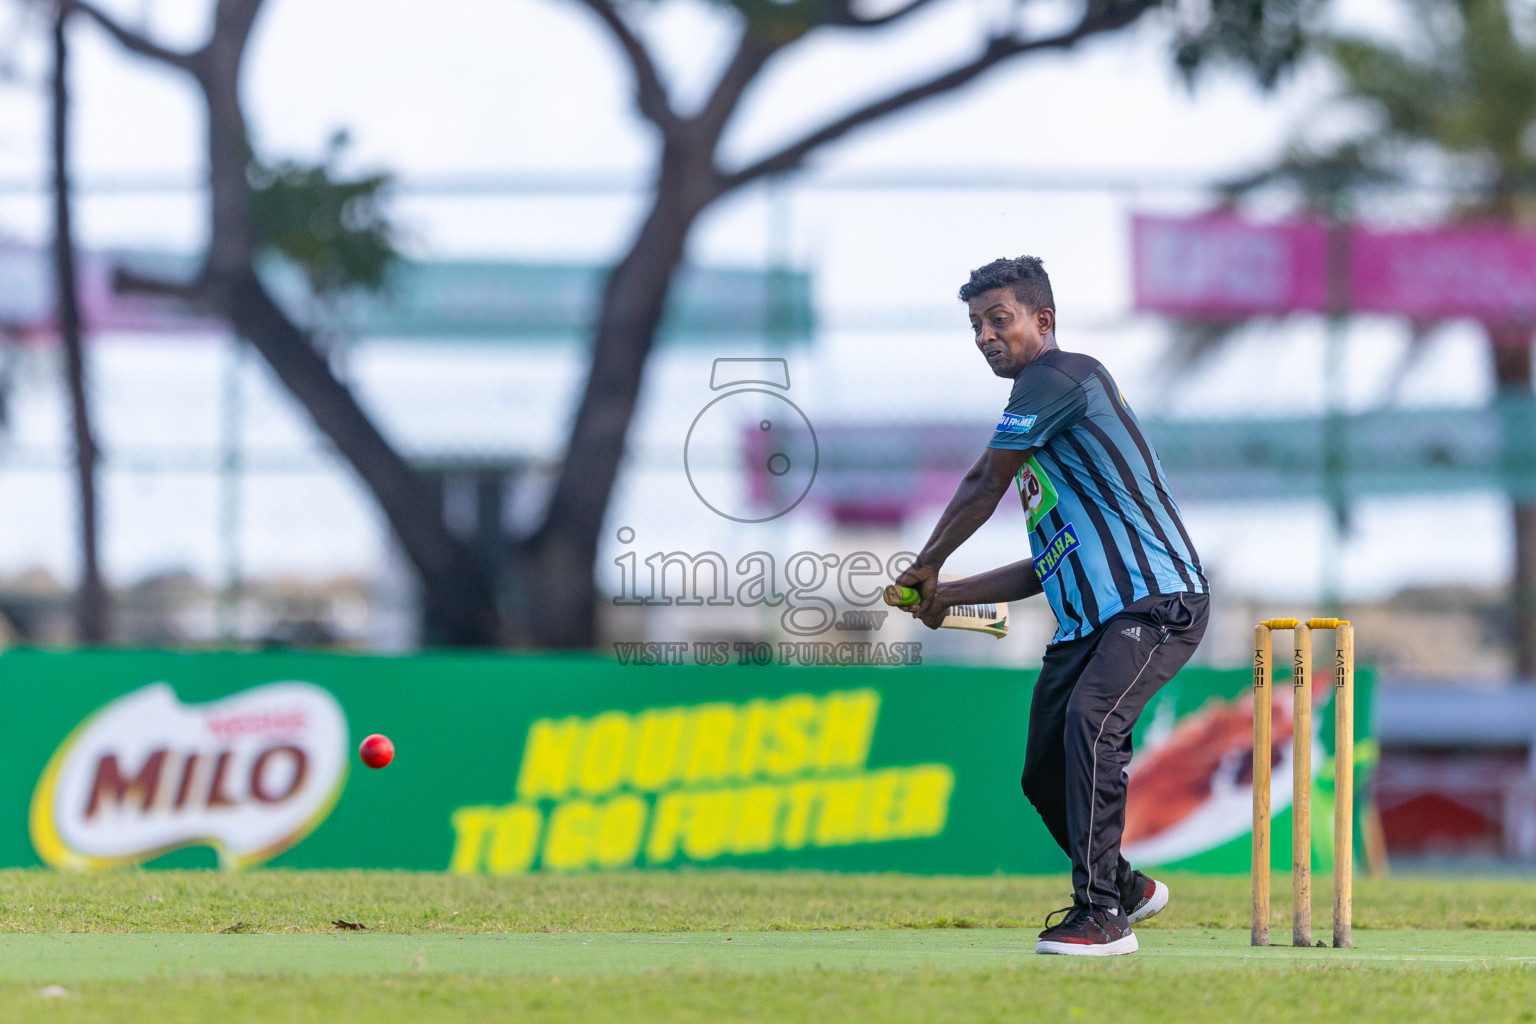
[359,733,395,769]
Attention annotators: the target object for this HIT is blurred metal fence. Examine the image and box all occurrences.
[0,174,1526,673]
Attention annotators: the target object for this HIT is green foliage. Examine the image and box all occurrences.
[1244,0,1536,216]
[1339,0,1536,171]
[1176,0,1325,87]
[705,0,1322,91]
[246,131,397,299]
[1221,140,1400,213]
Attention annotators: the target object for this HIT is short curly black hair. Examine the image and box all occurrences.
[957,256,1054,314]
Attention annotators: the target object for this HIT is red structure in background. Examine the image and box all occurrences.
[1375,749,1536,859]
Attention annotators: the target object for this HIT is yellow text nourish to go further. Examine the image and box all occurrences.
[448,764,955,875]
[514,689,882,799]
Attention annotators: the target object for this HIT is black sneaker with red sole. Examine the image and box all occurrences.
[1120,871,1170,924]
[1035,902,1138,956]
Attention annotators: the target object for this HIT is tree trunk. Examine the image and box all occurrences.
[186,19,503,646]
[1490,325,1536,678]
[212,269,503,645]
[523,167,707,648]
[52,3,107,643]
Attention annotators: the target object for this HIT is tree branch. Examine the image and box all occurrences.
[64,0,201,71]
[568,0,676,129]
[699,0,946,144]
[694,31,778,145]
[112,266,207,303]
[717,0,1157,192]
[832,0,944,29]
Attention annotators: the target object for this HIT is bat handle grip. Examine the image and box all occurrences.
[883,584,920,608]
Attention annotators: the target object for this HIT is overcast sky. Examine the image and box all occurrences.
[0,0,1356,250]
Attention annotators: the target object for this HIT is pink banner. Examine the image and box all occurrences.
[1133,215,1328,316]
[0,245,218,339]
[1351,227,1536,320]
[1136,215,1536,321]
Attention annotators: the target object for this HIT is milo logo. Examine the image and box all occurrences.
[30,682,348,869]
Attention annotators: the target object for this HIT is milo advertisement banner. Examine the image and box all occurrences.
[29,681,349,870]
[0,650,1374,874]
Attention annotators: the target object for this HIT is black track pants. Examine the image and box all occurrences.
[1020,591,1209,908]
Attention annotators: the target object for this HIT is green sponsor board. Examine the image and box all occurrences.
[0,650,1374,874]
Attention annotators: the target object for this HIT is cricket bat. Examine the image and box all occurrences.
[882,579,1009,638]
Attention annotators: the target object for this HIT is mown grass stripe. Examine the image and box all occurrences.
[0,930,1531,983]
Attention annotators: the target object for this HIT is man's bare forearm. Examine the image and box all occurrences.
[936,559,1043,606]
[913,449,1027,570]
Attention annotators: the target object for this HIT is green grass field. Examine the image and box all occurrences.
[2,869,1534,1022]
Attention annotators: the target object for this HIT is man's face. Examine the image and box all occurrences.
[968,287,1054,379]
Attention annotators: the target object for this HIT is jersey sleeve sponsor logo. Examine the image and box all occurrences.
[1033,522,1081,583]
[995,412,1037,433]
[1014,456,1059,531]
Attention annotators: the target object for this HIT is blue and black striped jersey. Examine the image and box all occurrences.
[988,349,1207,643]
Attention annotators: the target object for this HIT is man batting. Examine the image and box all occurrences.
[895,256,1209,956]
